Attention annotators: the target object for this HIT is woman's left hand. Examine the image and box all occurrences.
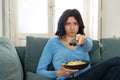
[76,34,86,46]
[56,64,79,77]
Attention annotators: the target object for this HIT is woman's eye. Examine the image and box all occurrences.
[65,22,79,26]
[74,22,78,25]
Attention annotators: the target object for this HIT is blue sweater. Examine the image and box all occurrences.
[36,37,93,80]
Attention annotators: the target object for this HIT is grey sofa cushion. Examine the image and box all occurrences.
[100,38,120,61]
[89,40,101,66]
[25,36,49,73]
[0,36,23,80]
[26,72,53,80]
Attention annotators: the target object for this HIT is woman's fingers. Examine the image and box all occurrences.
[76,34,86,46]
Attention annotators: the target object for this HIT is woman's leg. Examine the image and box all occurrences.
[102,65,120,80]
[74,57,120,80]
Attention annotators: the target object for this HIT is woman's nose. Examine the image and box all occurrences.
[70,26,74,29]
[70,24,75,29]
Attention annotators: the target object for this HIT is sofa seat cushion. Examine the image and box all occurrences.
[100,38,120,61]
[26,71,53,80]
[0,36,23,80]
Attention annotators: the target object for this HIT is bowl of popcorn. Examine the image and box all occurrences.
[64,60,89,70]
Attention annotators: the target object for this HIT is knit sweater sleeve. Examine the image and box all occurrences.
[81,37,93,51]
[36,39,56,78]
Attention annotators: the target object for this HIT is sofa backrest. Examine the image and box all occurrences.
[15,47,26,68]
[25,36,50,73]
[89,40,101,65]
[15,46,26,79]
[100,38,120,61]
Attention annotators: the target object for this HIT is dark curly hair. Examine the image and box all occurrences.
[55,9,85,37]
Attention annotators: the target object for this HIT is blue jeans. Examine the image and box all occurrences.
[65,57,120,80]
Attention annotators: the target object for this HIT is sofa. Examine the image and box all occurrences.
[0,36,120,80]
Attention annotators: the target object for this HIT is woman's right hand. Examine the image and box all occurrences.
[56,64,79,77]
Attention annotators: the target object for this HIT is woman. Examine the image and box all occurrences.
[36,9,120,80]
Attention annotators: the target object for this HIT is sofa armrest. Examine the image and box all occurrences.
[26,72,53,80]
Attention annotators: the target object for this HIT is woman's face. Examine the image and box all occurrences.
[65,16,79,37]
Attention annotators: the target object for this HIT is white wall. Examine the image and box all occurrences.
[102,0,120,38]
[0,0,2,36]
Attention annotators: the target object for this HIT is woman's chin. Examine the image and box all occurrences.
[70,35,76,37]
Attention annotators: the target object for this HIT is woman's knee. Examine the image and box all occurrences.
[111,56,120,63]
[112,56,120,60]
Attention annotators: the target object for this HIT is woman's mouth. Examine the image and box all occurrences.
[69,32,75,34]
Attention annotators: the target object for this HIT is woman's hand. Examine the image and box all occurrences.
[76,34,86,46]
[56,64,79,77]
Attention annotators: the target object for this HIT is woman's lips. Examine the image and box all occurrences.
[69,32,75,34]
